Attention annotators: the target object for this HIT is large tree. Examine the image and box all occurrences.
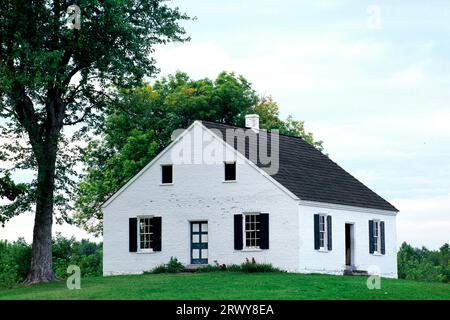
[74,71,323,235]
[0,0,189,283]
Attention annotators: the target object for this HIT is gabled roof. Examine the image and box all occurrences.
[202,121,398,212]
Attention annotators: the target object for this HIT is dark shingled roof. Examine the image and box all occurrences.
[202,120,398,212]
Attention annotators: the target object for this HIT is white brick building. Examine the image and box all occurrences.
[102,116,399,278]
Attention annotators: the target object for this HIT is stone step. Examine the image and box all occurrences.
[344,269,369,276]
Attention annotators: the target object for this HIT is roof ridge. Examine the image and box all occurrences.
[199,119,311,142]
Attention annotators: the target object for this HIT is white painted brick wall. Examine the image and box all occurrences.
[298,203,398,278]
[103,123,300,275]
[103,122,398,278]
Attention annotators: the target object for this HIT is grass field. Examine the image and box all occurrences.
[0,272,449,300]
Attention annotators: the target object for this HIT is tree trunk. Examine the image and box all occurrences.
[12,83,65,284]
[25,151,59,284]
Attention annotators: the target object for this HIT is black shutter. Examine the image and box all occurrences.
[129,217,137,252]
[369,220,374,254]
[314,214,320,250]
[380,221,385,255]
[259,214,269,249]
[234,214,243,250]
[327,215,332,251]
[152,217,162,251]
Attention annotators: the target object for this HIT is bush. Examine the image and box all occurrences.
[147,264,168,274]
[167,257,184,273]
[0,238,32,287]
[225,264,242,272]
[0,270,17,289]
[0,236,102,288]
[398,242,449,283]
[405,261,444,283]
[149,257,184,274]
[52,234,103,278]
[240,258,280,273]
[196,264,223,273]
[196,258,281,273]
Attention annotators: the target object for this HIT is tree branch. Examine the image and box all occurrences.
[12,82,42,146]
[63,108,91,126]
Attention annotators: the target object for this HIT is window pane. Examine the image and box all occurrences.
[244,214,260,247]
[162,165,173,184]
[225,162,236,181]
[139,217,153,250]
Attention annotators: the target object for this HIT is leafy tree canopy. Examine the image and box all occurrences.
[74,71,324,235]
[0,0,189,283]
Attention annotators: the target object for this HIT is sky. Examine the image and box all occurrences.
[1,0,450,249]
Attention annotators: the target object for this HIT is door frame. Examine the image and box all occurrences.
[345,223,355,268]
[189,220,208,265]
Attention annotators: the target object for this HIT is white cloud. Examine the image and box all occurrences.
[385,65,424,88]
[309,108,450,162]
[0,212,99,243]
[153,34,387,95]
[395,194,450,249]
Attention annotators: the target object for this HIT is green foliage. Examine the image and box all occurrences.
[146,265,167,274]
[149,257,184,274]
[0,173,30,226]
[195,264,223,273]
[0,238,32,288]
[0,236,102,287]
[52,235,103,278]
[240,258,280,273]
[74,72,324,235]
[398,242,449,283]
[166,257,184,273]
[196,258,281,273]
[0,173,28,202]
[149,257,280,274]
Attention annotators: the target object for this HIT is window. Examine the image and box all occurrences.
[139,217,153,250]
[319,214,327,250]
[129,216,161,253]
[244,213,260,248]
[314,214,332,251]
[161,165,173,184]
[224,162,236,181]
[373,220,381,253]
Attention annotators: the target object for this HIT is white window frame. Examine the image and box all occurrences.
[373,220,381,254]
[319,214,328,251]
[138,215,154,253]
[243,213,261,249]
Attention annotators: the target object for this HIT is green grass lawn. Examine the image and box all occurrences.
[0,272,449,300]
